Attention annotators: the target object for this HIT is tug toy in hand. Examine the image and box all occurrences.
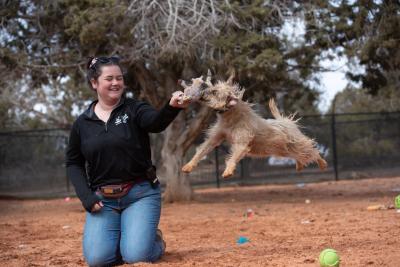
[179,70,213,102]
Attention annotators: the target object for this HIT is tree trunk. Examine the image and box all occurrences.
[161,115,193,202]
[162,148,193,202]
[132,63,213,202]
[161,105,213,202]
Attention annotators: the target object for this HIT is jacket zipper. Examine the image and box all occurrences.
[85,98,125,132]
[105,109,115,132]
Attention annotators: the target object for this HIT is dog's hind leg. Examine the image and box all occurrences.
[182,134,224,173]
[317,156,328,170]
[296,161,304,172]
[222,142,251,178]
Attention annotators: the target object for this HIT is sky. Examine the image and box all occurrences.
[281,19,350,113]
[317,57,349,113]
[318,70,348,113]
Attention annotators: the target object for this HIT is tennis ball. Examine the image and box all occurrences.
[319,248,340,267]
[395,195,400,209]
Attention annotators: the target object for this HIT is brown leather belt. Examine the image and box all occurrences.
[98,178,147,198]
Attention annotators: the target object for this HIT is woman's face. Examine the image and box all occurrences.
[91,65,124,104]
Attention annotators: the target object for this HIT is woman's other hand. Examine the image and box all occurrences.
[91,201,104,213]
[169,91,191,108]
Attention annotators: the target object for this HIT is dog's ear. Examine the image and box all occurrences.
[227,70,235,85]
[232,85,245,100]
[235,88,245,100]
[206,69,213,86]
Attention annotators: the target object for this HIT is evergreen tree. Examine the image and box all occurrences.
[1,0,338,200]
[308,0,400,97]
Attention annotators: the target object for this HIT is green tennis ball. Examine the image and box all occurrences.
[319,248,340,267]
[395,195,400,209]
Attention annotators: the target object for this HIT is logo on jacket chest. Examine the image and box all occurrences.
[115,114,129,125]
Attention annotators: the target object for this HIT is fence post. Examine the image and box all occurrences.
[65,136,71,192]
[240,160,244,182]
[215,147,220,188]
[331,98,339,181]
[240,158,250,183]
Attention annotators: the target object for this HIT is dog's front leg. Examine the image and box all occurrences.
[222,142,251,178]
[182,134,224,173]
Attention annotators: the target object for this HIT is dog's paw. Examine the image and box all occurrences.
[222,169,234,178]
[296,162,304,172]
[181,163,194,173]
[318,159,328,170]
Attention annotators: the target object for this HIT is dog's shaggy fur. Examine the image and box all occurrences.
[180,74,327,178]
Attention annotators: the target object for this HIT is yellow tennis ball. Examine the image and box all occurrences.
[319,248,340,267]
[395,195,400,209]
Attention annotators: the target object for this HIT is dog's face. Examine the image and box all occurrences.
[199,82,239,111]
[179,73,245,112]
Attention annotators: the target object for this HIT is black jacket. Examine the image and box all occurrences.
[66,97,181,211]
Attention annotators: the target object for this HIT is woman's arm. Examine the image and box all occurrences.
[66,122,100,212]
[135,91,190,133]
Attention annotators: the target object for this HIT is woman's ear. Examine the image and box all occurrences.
[90,78,98,90]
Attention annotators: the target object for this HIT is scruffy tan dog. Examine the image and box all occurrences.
[179,73,327,178]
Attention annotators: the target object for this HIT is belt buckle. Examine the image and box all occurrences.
[102,188,115,194]
[101,185,123,195]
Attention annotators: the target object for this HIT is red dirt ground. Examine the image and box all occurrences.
[1,177,400,266]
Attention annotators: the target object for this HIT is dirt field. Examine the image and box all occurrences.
[1,177,400,267]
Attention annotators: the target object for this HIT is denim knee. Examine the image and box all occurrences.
[85,250,122,267]
[122,249,150,264]
[85,255,110,267]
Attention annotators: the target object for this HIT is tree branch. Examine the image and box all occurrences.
[132,61,163,108]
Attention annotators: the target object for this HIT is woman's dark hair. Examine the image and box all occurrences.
[86,56,122,90]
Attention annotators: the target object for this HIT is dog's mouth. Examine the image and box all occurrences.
[220,96,237,112]
[198,94,235,113]
[205,100,231,113]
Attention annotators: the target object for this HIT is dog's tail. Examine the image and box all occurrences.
[269,99,283,119]
[269,98,299,122]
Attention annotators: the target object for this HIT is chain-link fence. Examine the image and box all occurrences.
[185,111,400,188]
[0,129,69,198]
[0,111,399,198]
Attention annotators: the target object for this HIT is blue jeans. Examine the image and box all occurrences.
[83,181,163,267]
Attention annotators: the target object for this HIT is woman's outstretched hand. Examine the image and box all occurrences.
[169,91,191,108]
